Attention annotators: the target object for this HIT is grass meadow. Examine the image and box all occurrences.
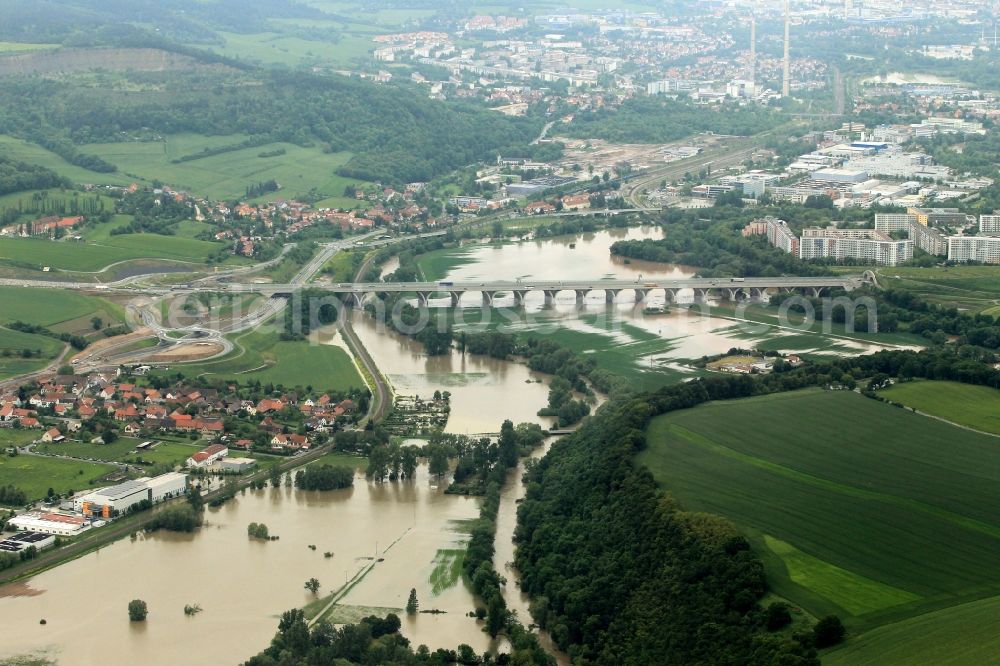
[639,389,1000,637]
[880,380,1000,435]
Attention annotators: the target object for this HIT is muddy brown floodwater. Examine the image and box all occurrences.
[0,465,492,665]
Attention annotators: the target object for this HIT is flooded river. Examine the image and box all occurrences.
[0,224,897,664]
[0,465,489,665]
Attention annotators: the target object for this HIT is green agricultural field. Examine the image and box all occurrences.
[0,135,131,187]
[880,380,1000,434]
[825,593,1000,666]
[158,326,364,392]
[0,326,65,379]
[0,286,123,329]
[639,389,1000,632]
[0,454,116,503]
[81,134,369,202]
[0,233,234,273]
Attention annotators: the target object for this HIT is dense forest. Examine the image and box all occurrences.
[514,373,835,665]
[0,156,71,196]
[0,71,542,185]
[562,97,779,143]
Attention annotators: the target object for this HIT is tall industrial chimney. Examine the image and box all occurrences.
[749,15,756,94]
[782,0,791,98]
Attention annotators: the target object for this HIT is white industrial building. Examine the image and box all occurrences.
[219,457,257,473]
[74,472,189,517]
[141,472,188,503]
[948,236,1000,264]
[7,512,90,537]
[0,531,56,554]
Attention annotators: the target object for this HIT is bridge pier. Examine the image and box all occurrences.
[513,290,528,306]
[725,288,738,301]
[664,289,677,302]
[634,288,648,302]
[693,288,710,303]
[575,289,589,304]
[482,291,496,306]
[749,287,764,301]
[810,287,824,297]
[605,288,619,303]
[543,290,558,306]
[450,291,462,307]
[417,291,431,307]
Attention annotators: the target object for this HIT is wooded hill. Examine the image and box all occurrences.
[0,70,542,185]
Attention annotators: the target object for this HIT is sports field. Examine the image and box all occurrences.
[81,134,369,203]
[639,389,1000,632]
[880,380,1000,435]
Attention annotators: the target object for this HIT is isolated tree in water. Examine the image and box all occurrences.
[406,588,418,615]
[128,599,148,622]
[304,578,320,596]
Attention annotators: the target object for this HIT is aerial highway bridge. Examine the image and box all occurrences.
[4,274,875,306]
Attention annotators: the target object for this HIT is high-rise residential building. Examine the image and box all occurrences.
[980,214,1000,235]
[948,236,1000,264]
[908,222,948,256]
[874,213,917,233]
[799,227,913,266]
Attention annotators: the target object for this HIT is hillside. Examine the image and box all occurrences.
[0,47,233,76]
[0,69,542,184]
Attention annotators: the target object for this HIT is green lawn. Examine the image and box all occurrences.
[157,327,364,392]
[81,134,369,202]
[639,389,1000,632]
[824,593,1000,666]
[33,437,175,463]
[0,454,116,503]
[881,380,1000,435]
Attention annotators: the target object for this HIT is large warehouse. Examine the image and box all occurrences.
[73,473,189,517]
[141,472,188,503]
